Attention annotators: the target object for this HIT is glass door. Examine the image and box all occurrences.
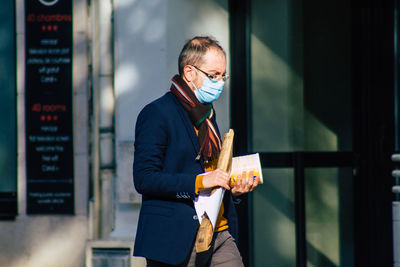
[253,155,354,267]
[241,0,354,266]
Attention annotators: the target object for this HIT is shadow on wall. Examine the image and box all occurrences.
[2,216,87,267]
[115,0,168,143]
[115,0,230,142]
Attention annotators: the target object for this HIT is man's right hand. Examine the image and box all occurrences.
[201,169,230,190]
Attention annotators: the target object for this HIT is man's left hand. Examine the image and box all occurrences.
[231,170,260,198]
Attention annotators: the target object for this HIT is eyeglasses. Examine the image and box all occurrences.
[193,66,229,82]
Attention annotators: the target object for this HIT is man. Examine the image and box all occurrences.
[133,36,260,267]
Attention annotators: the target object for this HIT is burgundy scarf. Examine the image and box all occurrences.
[170,74,221,162]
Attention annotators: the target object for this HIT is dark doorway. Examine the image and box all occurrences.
[230,2,395,266]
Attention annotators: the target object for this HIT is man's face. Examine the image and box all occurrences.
[193,48,226,90]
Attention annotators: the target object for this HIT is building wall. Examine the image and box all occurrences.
[0,0,89,266]
[0,0,230,266]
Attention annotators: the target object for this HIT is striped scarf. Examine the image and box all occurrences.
[170,74,221,162]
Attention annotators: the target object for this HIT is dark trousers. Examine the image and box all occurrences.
[146,230,243,267]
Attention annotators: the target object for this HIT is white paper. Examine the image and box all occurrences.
[194,186,225,228]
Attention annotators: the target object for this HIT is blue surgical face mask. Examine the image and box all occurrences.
[192,71,225,103]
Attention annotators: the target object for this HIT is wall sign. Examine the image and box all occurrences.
[25,0,73,214]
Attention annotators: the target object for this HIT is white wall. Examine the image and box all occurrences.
[115,0,230,143]
[166,0,230,135]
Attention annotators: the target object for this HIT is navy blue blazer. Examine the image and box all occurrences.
[133,92,239,265]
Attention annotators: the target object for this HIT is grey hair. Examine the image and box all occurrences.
[178,36,225,75]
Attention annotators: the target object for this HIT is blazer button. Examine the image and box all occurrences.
[193,215,198,220]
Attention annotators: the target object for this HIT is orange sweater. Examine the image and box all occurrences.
[194,154,229,233]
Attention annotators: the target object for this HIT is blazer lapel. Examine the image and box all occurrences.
[170,93,205,169]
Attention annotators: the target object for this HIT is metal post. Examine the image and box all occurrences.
[294,152,306,267]
[391,154,400,267]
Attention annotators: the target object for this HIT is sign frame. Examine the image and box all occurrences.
[25,0,74,214]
